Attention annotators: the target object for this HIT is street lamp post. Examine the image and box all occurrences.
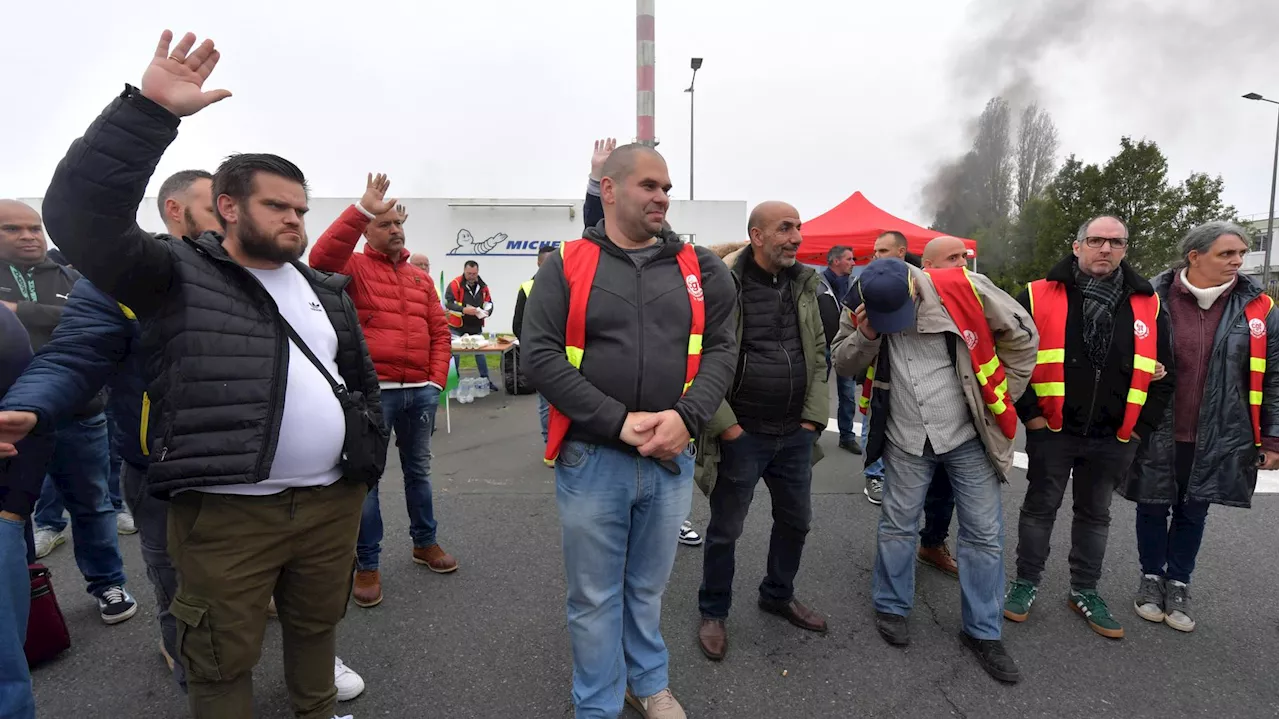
[1244,92,1279,292]
[685,58,702,200]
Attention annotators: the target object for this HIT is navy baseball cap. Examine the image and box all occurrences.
[851,258,916,334]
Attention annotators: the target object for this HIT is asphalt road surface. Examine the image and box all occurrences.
[30,387,1279,718]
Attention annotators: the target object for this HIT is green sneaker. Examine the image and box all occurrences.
[1003,579,1037,622]
[1070,589,1125,639]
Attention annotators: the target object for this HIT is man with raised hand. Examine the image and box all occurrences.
[40,30,382,719]
[309,172,456,608]
[524,143,737,719]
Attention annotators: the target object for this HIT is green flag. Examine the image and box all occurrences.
[446,356,460,392]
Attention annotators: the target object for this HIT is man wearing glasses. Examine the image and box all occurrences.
[1003,215,1175,641]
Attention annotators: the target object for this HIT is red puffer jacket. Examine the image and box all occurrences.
[309,205,451,386]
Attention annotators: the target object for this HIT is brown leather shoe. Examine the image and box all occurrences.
[413,544,459,573]
[698,618,727,661]
[759,597,828,633]
[918,544,959,577]
[352,569,383,608]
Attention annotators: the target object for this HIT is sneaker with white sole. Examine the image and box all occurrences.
[625,687,686,719]
[33,528,65,559]
[332,715,354,719]
[116,511,137,535]
[1134,574,1165,623]
[335,656,365,701]
[678,520,703,546]
[1163,580,1195,632]
[96,586,138,625]
[864,477,884,505]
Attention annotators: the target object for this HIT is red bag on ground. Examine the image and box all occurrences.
[24,564,71,666]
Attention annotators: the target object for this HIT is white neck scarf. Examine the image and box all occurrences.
[1180,268,1234,310]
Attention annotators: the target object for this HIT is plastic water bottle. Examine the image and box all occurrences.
[476,377,490,399]
[458,378,473,404]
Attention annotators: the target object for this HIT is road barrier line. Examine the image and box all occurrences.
[825,419,1277,493]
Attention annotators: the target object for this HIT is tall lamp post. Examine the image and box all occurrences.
[1244,92,1279,292]
[685,57,703,200]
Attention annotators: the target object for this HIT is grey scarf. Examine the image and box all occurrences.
[1072,263,1125,370]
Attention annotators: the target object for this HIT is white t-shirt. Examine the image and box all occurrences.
[199,264,346,495]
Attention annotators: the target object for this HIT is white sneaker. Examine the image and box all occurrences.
[334,656,365,702]
[678,520,703,546]
[33,528,65,559]
[116,511,137,535]
[332,715,354,719]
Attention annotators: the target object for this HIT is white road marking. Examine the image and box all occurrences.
[825,418,1276,493]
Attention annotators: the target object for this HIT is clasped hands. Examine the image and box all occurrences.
[619,410,690,461]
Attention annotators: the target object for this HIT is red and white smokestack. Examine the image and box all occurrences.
[636,0,656,146]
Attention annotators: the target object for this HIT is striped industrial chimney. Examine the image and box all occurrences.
[636,0,656,146]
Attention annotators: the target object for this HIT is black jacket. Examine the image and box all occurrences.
[42,85,383,498]
[1014,255,1175,441]
[523,221,738,448]
[0,257,105,419]
[0,305,56,517]
[1120,271,1278,508]
[732,255,807,434]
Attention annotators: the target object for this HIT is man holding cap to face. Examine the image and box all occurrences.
[831,258,1037,683]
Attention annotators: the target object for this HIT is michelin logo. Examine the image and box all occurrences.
[447,229,561,256]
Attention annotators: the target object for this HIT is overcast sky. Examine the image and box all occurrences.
[2,0,1277,234]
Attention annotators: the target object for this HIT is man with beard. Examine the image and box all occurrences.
[694,201,830,662]
[38,31,382,719]
[0,200,136,625]
[310,172,456,606]
[523,143,737,719]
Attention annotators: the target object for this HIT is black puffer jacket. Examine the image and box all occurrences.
[732,256,807,435]
[42,85,383,498]
[1120,270,1278,508]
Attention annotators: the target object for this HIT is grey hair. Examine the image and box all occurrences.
[1075,215,1129,243]
[1178,220,1253,266]
[826,245,852,265]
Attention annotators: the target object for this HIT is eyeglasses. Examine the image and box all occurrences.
[1083,236,1128,250]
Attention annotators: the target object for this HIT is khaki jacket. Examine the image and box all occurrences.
[693,246,829,496]
[830,265,1038,478]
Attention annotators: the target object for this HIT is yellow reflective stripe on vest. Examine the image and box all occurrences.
[688,334,703,355]
[976,355,1001,385]
[566,346,584,368]
[1127,387,1148,405]
[1036,348,1064,363]
[1250,390,1265,404]
[866,365,876,381]
[1251,357,1267,373]
[1133,355,1157,373]
[520,279,535,297]
[118,303,137,321]
[1032,382,1065,396]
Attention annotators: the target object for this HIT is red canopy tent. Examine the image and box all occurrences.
[796,191,976,266]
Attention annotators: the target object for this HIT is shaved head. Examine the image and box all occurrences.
[747,201,799,235]
[922,236,968,269]
[0,200,47,267]
[600,143,664,185]
[747,201,803,274]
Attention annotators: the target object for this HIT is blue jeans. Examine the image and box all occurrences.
[104,407,123,512]
[537,393,550,443]
[862,415,884,479]
[873,438,1004,640]
[920,468,955,548]
[699,428,814,618]
[357,386,441,570]
[836,376,859,444]
[32,477,66,533]
[0,517,34,719]
[39,414,128,596]
[1135,442,1210,585]
[556,441,693,719]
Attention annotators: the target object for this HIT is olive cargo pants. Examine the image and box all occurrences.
[167,478,366,719]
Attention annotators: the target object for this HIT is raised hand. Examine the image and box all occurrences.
[396,203,409,223]
[141,30,232,117]
[590,138,617,181]
[360,173,397,216]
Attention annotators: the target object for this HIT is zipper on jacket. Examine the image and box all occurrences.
[1081,313,1118,435]
[778,280,796,423]
[635,265,645,405]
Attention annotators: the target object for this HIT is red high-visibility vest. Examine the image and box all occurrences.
[543,240,706,464]
[926,267,1018,439]
[1243,293,1275,447]
[1026,279,1161,442]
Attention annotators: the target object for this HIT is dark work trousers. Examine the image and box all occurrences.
[1135,442,1211,584]
[920,467,955,548]
[699,427,815,619]
[1015,431,1139,590]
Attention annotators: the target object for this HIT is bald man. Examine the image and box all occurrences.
[409,252,430,275]
[695,200,830,662]
[0,200,137,623]
[923,236,969,269]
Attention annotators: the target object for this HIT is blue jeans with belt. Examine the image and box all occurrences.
[0,516,34,719]
[555,441,693,718]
